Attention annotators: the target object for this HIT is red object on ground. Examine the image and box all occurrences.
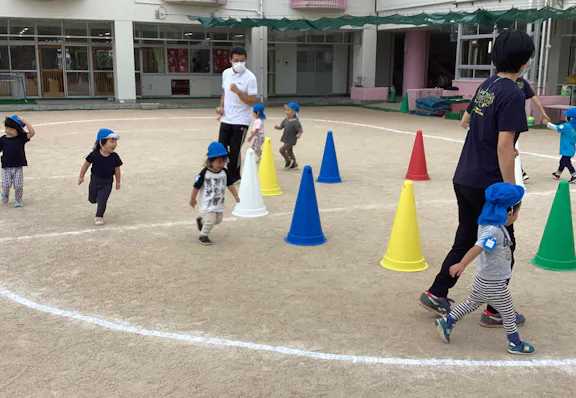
[405,130,431,181]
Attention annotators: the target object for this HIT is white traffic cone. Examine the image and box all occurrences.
[515,141,526,190]
[232,148,269,218]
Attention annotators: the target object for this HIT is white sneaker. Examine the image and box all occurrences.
[94,217,104,226]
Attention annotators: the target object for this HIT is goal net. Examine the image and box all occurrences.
[0,75,28,102]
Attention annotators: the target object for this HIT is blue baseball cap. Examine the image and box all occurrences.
[94,128,120,150]
[285,102,300,113]
[477,182,524,226]
[564,107,576,119]
[253,103,266,120]
[7,115,25,128]
[207,142,228,159]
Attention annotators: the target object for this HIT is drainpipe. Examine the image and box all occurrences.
[542,14,552,96]
[259,0,265,103]
[537,19,547,95]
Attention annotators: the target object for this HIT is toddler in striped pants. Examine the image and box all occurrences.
[435,182,535,355]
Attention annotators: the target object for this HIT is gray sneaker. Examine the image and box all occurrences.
[418,291,454,316]
[198,235,212,245]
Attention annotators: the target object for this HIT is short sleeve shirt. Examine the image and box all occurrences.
[221,67,258,126]
[454,76,528,189]
[86,150,123,180]
[193,167,233,212]
[253,118,264,136]
[516,77,535,100]
[475,225,513,281]
[0,133,30,168]
[280,118,303,146]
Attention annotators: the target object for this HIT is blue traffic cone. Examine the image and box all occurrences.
[317,131,342,184]
[285,165,327,246]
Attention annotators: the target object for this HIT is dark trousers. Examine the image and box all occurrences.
[218,122,248,183]
[558,156,575,174]
[89,176,113,217]
[428,183,516,315]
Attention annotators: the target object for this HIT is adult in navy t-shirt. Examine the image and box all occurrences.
[516,77,535,100]
[455,76,528,189]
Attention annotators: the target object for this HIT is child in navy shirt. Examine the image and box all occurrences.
[419,30,535,331]
[78,129,122,225]
[547,107,576,183]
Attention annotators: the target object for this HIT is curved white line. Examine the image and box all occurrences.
[1,285,574,368]
[2,115,571,368]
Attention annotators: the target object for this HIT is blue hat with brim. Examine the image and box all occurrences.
[285,102,300,113]
[253,103,266,120]
[477,182,525,226]
[207,141,229,159]
[7,115,25,128]
[94,128,120,150]
[564,107,576,119]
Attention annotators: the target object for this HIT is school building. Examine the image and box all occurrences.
[1,0,576,109]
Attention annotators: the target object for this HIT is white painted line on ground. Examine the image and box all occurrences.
[0,284,574,368]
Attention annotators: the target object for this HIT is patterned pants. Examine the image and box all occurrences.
[2,167,24,203]
[200,212,223,236]
[251,135,264,163]
[449,275,518,336]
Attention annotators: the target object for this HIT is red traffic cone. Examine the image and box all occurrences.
[405,130,430,181]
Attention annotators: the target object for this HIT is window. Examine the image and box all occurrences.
[66,47,88,70]
[67,72,90,96]
[0,46,8,70]
[461,39,493,66]
[0,20,7,35]
[142,47,165,73]
[93,48,113,70]
[167,48,189,73]
[191,49,210,73]
[64,21,88,43]
[10,45,36,70]
[37,20,62,37]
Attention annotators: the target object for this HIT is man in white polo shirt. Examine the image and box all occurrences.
[216,46,258,184]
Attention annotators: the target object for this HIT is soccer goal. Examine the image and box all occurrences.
[0,75,28,102]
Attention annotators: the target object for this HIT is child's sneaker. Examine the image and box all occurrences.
[522,170,529,181]
[13,201,23,207]
[552,171,561,179]
[284,160,290,168]
[198,235,212,245]
[288,159,295,169]
[1,193,7,204]
[289,161,298,169]
[94,217,104,226]
[508,341,535,355]
[435,316,453,343]
[196,217,203,232]
[418,291,454,316]
[479,309,525,328]
[570,174,576,184]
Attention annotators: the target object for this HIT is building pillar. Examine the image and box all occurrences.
[113,20,136,103]
[403,30,429,92]
[353,27,377,88]
[247,27,268,101]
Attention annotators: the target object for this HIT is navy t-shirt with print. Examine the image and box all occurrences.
[456,76,528,189]
[516,77,535,100]
[0,133,30,168]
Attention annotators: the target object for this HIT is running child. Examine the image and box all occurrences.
[435,182,534,355]
[190,142,240,246]
[247,103,266,163]
[78,129,122,225]
[274,102,303,169]
[546,108,576,183]
[0,115,36,207]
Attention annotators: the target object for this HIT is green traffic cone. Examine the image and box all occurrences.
[532,180,576,271]
[400,92,409,114]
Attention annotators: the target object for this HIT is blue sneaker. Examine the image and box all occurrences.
[418,291,454,316]
[508,341,535,355]
[480,310,525,328]
[435,316,453,343]
[13,201,23,208]
[1,193,7,204]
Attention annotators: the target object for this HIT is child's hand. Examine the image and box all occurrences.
[116,182,121,190]
[247,136,252,143]
[234,194,240,203]
[190,197,197,208]
[78,176,84,185]
[296,133,302,139]
[449,263,466,278]
[274,125,281,130]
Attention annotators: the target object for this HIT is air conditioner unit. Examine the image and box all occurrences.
[163,0,228,4]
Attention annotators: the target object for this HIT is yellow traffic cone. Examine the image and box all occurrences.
[258,137,282,196]
[380,180,428,272]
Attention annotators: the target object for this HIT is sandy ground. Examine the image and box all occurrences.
[0,107,575,397]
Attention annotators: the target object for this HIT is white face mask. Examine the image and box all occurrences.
[232,62,246,74]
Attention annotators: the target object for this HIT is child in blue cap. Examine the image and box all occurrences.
[434,182,535,355]
[274,102,303,169]
[78,129,122,225]
[546,108,576,183]
[190,142,240,245]
[0,115,36,207]
[247,103,266,163]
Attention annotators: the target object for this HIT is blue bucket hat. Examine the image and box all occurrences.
[94,128,120,150]
[207,142,228,159]
[477,182,525,226]
[285,102,300,119]
[7,115,25,128]
[253,103,266,120]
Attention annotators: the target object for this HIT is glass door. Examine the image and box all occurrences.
[92,47,114,96]
[39,45,65,97]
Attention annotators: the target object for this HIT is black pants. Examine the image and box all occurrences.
[89,176,113,217]
[559,156,575,174]
[428,183,516,315]
[218,122,248,183]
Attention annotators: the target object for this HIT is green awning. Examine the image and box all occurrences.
[188,6,576,31]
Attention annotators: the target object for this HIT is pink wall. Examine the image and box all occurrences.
[403,31,428,94]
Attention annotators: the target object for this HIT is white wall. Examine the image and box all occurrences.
[274,43,297,95]
[377,0,538,14]
[141,74,221,97]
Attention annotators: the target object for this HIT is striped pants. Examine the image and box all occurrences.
[449,275,518,335]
